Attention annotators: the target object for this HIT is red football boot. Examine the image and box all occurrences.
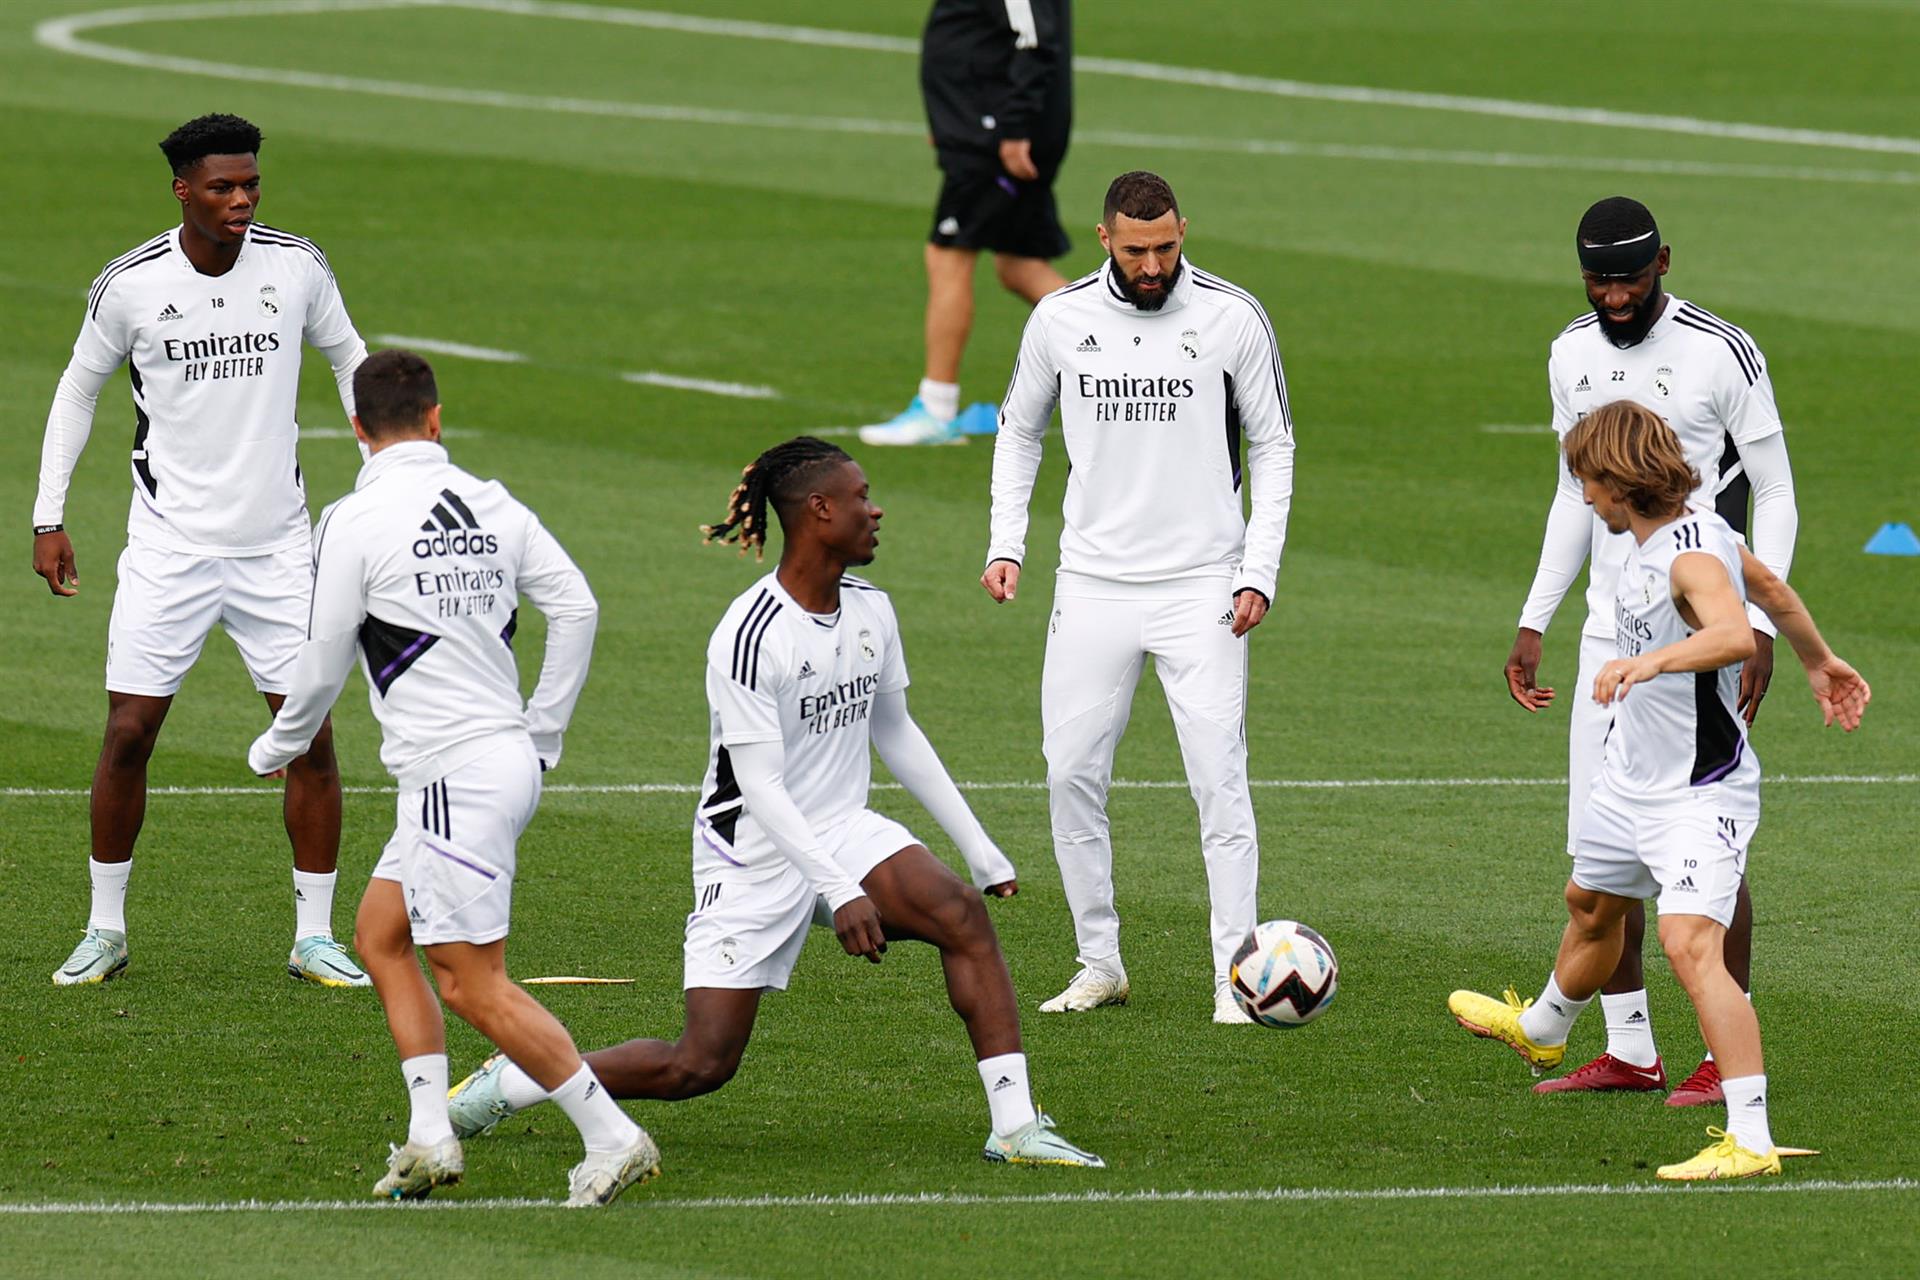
[1667,1058,1724,1107]
[1533,1052,1667,1094]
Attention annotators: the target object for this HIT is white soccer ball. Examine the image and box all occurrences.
[1228,919,1339,1028]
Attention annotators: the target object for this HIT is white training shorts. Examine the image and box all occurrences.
[683,809,917,991]
[1571,777,1756,927]
[1565,631,1616,856]
[371,734,542,946]
[105,539,311,697]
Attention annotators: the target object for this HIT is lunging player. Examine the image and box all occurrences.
[448,437,1104,1169]
[250,351,658,1206]
[1453,400,1868,1180]
[36,114,369,988]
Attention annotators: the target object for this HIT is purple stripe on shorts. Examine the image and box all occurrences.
[1693,738,1745,786]
[423,838,497,881]
[696,821,748,868]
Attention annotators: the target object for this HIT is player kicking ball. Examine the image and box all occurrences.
[1449,400,1869,1179]
[448,436,1104,1169]
[249,351,658,1206]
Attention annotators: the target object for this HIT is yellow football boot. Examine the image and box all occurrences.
[1447,987,1567,1073]
[1657,1127,1783,1181]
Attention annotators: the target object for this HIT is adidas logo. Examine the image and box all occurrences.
[413,488,498,557]
[294,888,307,901]
[157,303,183,322]
[797,660,817,680]
[1744,1095,1767,1107]
[1216,609,1234,627]
[1673,875,1697,892]
[408,906,425,922]
[408,1075,430,1089]
[1626,1011,1647,1024]
[1574,374,1591,392]
[1076,334,1101,353]
[991,1075,1017,1092]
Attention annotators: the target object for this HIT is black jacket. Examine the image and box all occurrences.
[920,0,1072,166]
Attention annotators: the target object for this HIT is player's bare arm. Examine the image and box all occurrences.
[1594,552,1754,705]
[1736,545,1871,731]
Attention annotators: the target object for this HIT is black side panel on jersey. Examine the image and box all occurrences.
[1222,370,1243,492]
[1690,672,1745,785]
[128,364,156,497]
[1713,434,1750,537]
[500,608,518,648]
[701,746,743,844]
[360,614,440,697]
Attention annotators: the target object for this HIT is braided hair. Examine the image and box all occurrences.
[702,436,853,560]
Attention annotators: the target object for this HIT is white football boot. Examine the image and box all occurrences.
[566,1129,662,1207]
[1038,965,1129,1013]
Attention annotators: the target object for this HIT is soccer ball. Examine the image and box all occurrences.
[1228,920,1339,1028]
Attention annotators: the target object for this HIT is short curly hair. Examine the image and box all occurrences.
[159,114,263,175]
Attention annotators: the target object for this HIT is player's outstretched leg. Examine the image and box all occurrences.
[55,693,171,985]
[863,845,1105,1168]
[1653,914,1779,1180]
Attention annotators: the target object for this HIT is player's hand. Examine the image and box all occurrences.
[833,896,888,964]
[982,559,1021,603]
[985,879,1018,899]
[1230,589,1268,637]
[998,138,1039,181]
[1593,655,1661,706]
[1504,628,1552,710]
[33,529,79,597]
[1737,630,1774,725]
[1807,655,1871,732]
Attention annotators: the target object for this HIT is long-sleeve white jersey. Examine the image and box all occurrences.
[248,441,597,789]
[988,259,1295,600]
[1519,296,1796,641]
[36,223,366,556]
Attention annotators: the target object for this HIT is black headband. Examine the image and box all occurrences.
[1578,225,1661,277]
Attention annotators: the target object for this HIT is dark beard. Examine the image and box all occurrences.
[1111,253,1183,312]
[1593,284,1664,348]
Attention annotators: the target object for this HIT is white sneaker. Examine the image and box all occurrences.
[1038,966,1129,1013]
[1213,985,1254,1025]
[566,1129,661,1207]
[372,1135,463,1200]
[52,928,128,986]
[857,397,964,447]
[288,934,371,988]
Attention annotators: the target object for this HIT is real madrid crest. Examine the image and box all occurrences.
[257,284,280,318]
[1652,364,1672,400]
[858,629,875,662]
[1179,328,1200,361]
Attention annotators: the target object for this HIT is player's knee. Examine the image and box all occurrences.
[928,885,992,950]
[1657,924,1720,984]
[672,1046,741,1098]
[292,718,339,778]
[100,705,163,766]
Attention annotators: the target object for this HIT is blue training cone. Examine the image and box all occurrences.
[1864,522,1920,556]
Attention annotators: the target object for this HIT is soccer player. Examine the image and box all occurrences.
[35,114,370,988]
[248,350,658,1206]
[1504,197,1798,1101]
[1451,400,1868,1180]
[859,0,1072,445]
[446,437,1104,1170]
[983,171,1295,1024]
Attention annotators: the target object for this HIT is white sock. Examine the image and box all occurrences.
[978,1052,1038,1138]
[1721,1073,1773,1153]
[1600,990,1659,1067]
[292,869,337,941]
[402,1054,454,1146]
[918,378,959,422]
[550,1064,641,1155]
[1517,974,1590,1046]
[498,1059,553,1109]
[88,858,132,933]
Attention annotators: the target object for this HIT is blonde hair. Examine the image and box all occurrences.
[1561,400,1698,519]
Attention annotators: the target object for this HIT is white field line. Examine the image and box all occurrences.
[620,370,779,400]
[1480,423,1556,435]
[31,2,1920,186]
[3,775,1915,800]
[372,333,527,363]
[1,1177,1914,1215]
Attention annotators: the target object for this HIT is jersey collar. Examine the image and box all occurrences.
[355,439,449,488]
[1098,256,1194,317]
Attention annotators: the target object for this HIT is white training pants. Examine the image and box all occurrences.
[1042,588,1258,983]
[1566,632,1615,855]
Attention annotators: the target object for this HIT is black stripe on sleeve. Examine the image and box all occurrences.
[89,244,172,318]
[731,592,774,684]
[249,225,333,277]
[743,603,783,691]
[1672,310,1758,385]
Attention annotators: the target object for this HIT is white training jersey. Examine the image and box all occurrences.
[1605,508,1759,807]
[1530,295,1783,639]
[249,441,597,789]
[988,259,1295,600]
[48,223,363,556]
[695,571,910,882]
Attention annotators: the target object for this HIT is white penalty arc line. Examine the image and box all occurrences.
[31,1,1920,185]
[3,1177,1914,1215]
[3,775,1915,800]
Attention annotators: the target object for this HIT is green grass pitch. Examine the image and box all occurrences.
[2,1,1917,1275]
